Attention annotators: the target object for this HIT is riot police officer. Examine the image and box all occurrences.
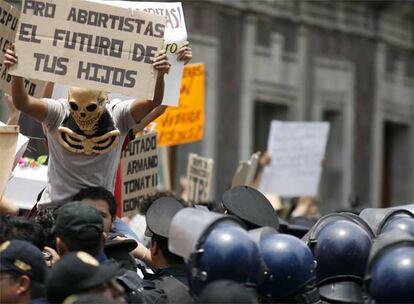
[168,208,262,300]
[365,232,414,303]
[251,228,321,304]
[305,213,374,303]
[143,197,192,304]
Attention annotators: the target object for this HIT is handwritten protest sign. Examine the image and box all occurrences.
[187,153,213,203]
[92,1,187,106]
[259,121,330,197]
[120,132,158,217]
[0,125,19,197]
[10,0,165,100]
[0,0,44,97]
[155,63,204,146]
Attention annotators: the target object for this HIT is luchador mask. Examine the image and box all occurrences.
[58,87,120,155]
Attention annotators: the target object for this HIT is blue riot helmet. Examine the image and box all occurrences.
[378,210,414,236]
[360,208,414,236]
[168,208,261,297]
[365,232,414,303]
[190,223,262,296]
[306,213,373,303]
[258,233,318,301]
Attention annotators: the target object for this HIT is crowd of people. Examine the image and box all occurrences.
[1,185,414,304]
[0,19,413,304]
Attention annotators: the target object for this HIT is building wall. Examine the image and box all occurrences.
[181,0,414,210]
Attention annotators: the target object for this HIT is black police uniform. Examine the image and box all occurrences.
[144,197,193,304]
[144,265,192,304]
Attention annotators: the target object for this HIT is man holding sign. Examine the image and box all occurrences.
[4,44,170,209]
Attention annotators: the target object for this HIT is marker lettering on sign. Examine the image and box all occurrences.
[18,23,41,44]
[131,43,157,63]
[0,37,11,54]
[52,29,123,58]
[23,0,56,18]
[66,7,165,37]
[0,7,18,30]
[33,53,68,75]
[77,61,136,88]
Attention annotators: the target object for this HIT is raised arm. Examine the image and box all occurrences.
[41,81,55,99]
[4,45,48,123]
[5,94,20,125]
[129,50,170,123]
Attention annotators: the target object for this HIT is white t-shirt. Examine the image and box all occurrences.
[37,98,136,208]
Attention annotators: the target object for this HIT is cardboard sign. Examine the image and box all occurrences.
[259,121,330,197]
[120,132,158,217]
[4,164,47,210]
[155,63,205,146]
[231,152,260,187]
[93,1,187,106]
[187,153,213,203]
[0,125,19,197]
[0,121,29,170]
[0,0,44,97]
[10,0,166,100]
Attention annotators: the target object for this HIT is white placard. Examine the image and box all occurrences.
[120,132,158,217]
[4,165,47,210]
[187,153,213,202]
[91,1,187,106]
[259,121,330,197]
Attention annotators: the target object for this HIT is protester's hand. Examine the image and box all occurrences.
[115,236,152,265]
[4,44,17,69]
[176,41,192,65]
[153,49,170,77]
[5,94,20,125]
[0,195,19,216]
[259,151,271,167]
[43,246,60,267]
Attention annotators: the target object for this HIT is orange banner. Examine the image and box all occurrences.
[155,63,205,146]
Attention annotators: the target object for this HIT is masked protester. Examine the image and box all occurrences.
[3,44,170,211]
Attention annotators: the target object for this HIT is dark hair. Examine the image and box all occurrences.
[33,206,59,248]
[3,217,45,250]
[138,191,188,215]
[0,215,11,243]
[151,234,184,265]
[73,187,117,220]
[60,235,102,258]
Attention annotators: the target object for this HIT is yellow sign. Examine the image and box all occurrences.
[155,63,205,146]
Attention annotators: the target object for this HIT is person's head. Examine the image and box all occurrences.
[33,206,59,248]
[53,202,105,258]
[46,251,125,304]
[0,240,47,303]
[145,197,185,268]
[2,216,45,250]
[67,87,108,134]
[73,187,117,234]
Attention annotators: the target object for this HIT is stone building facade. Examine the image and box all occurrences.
[1,0,413,213]
[176,0,414,212]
